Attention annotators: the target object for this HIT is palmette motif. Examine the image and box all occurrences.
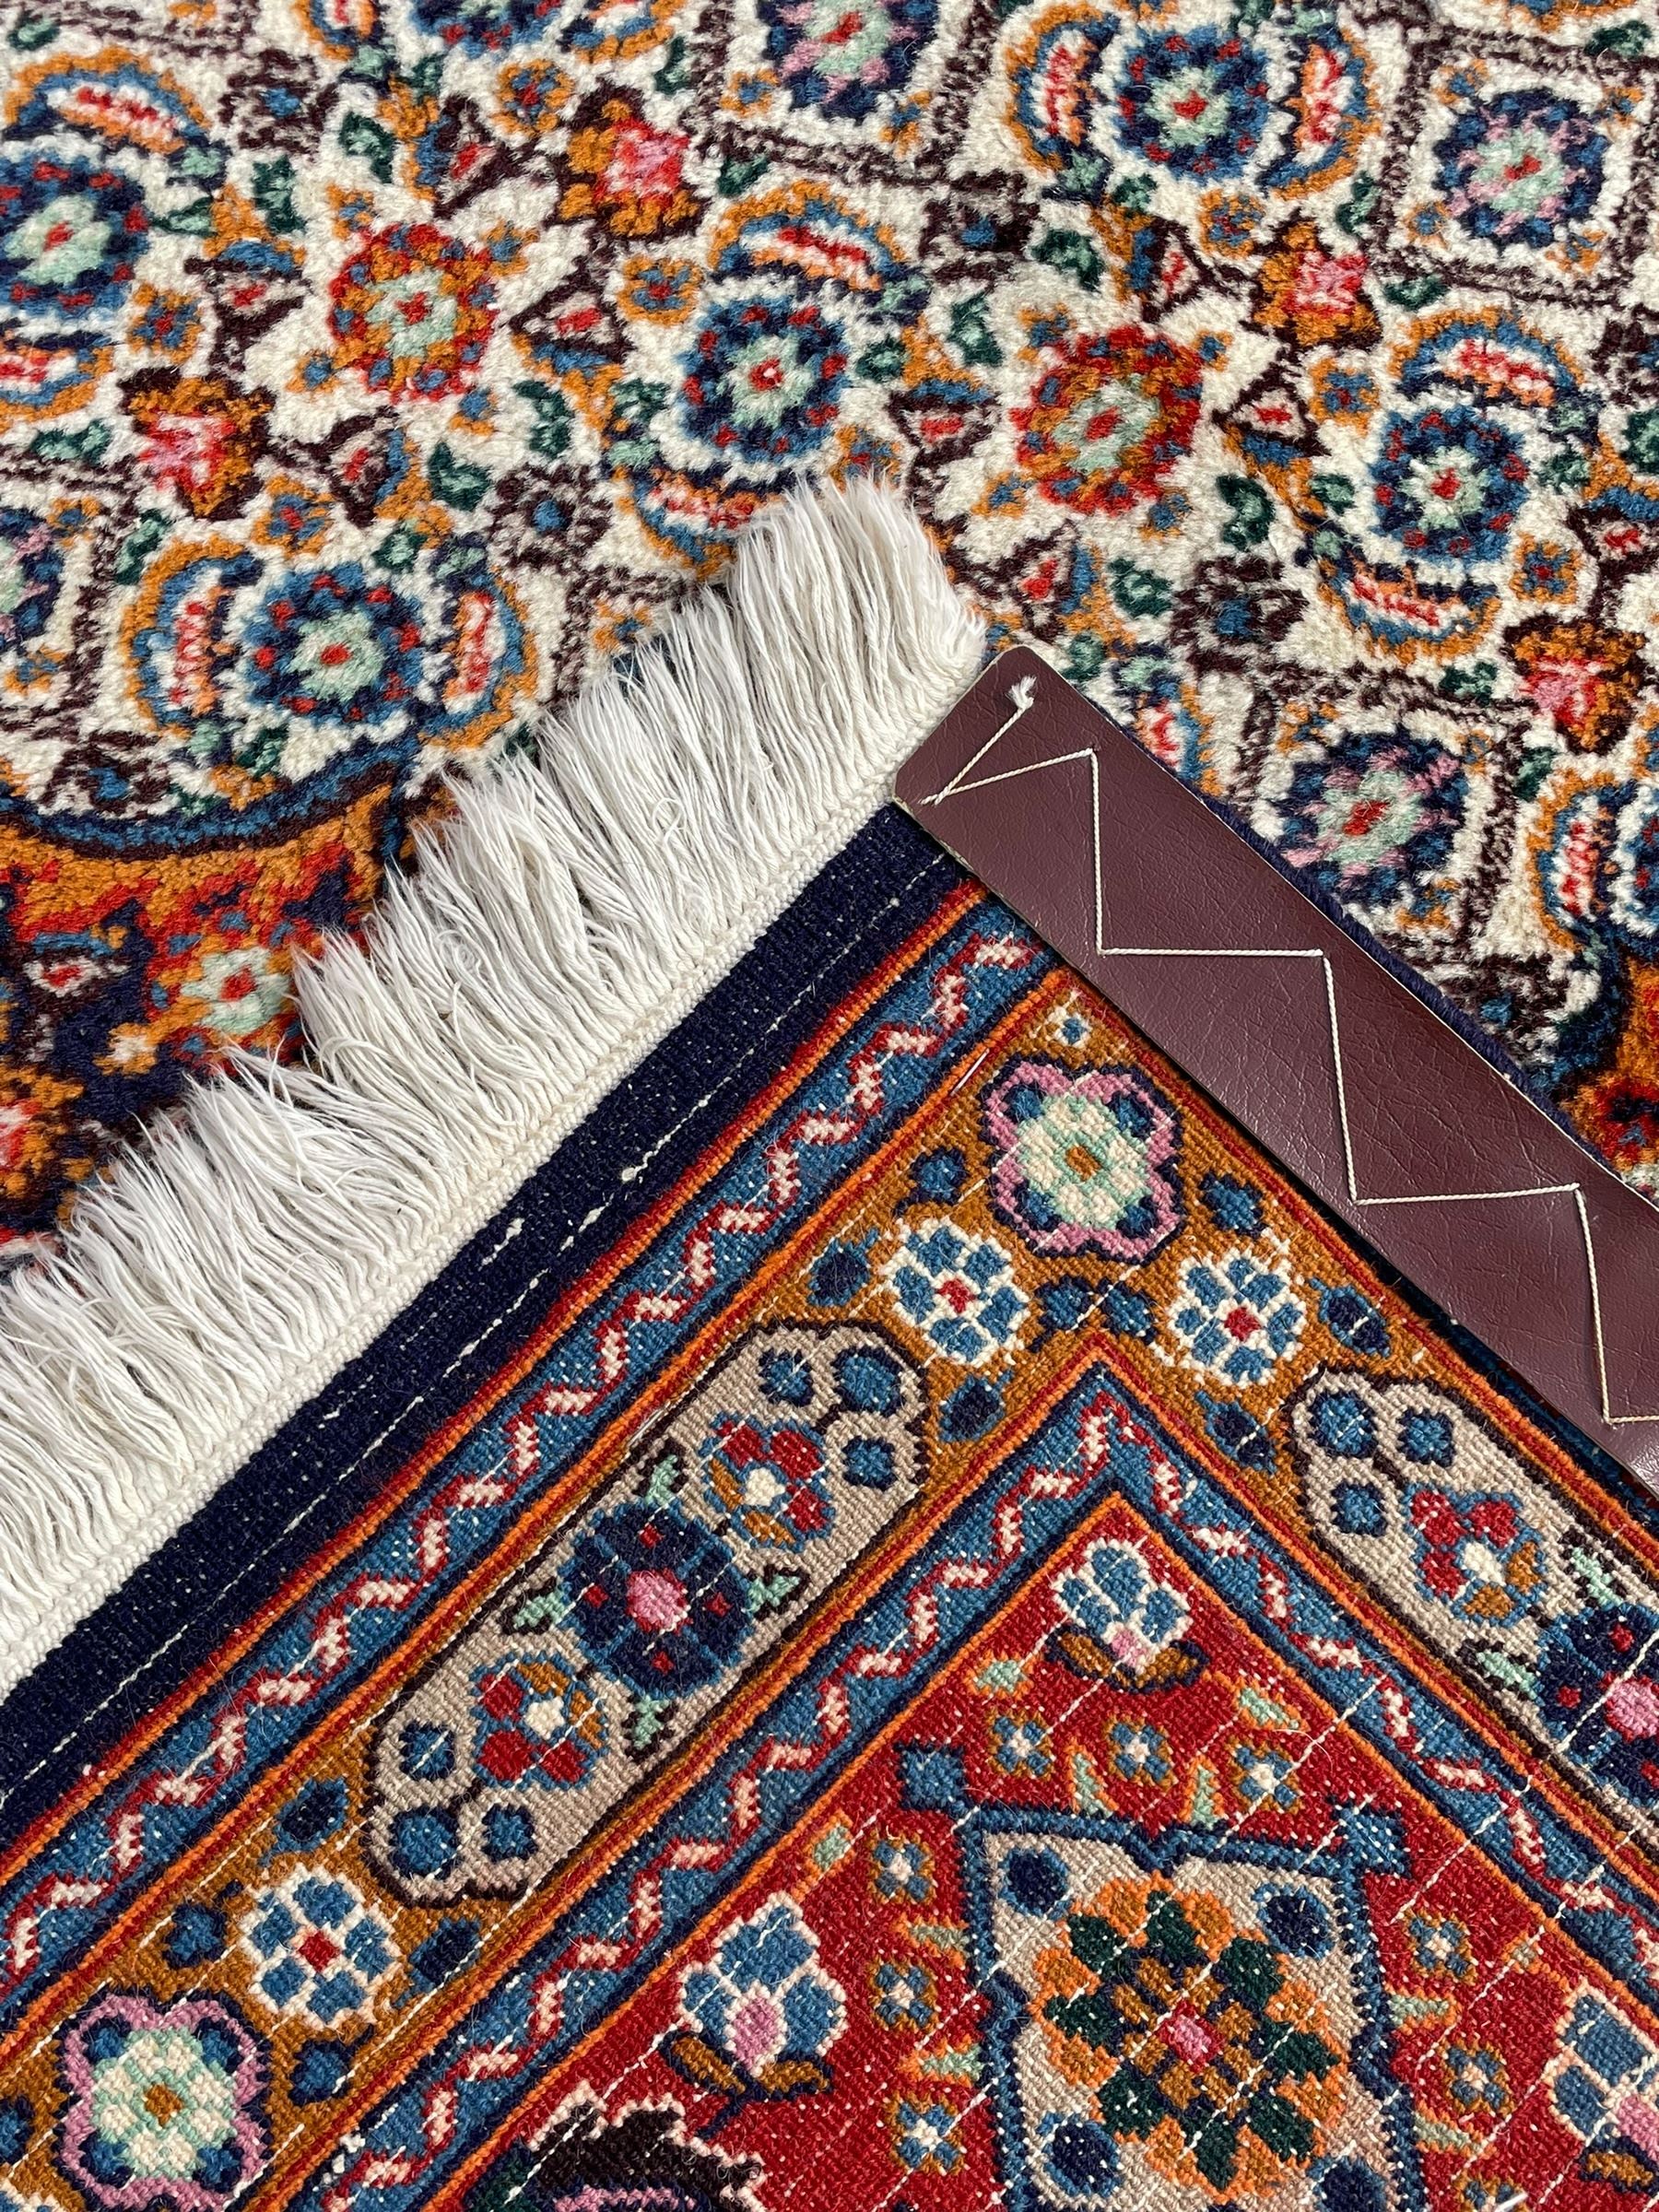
[5,0,1659,1244]
[9,871,1659,2212]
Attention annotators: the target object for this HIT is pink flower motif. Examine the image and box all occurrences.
[984,1058,1183,1260]
[58,1992,268,2212]
[1285,244,1368,316]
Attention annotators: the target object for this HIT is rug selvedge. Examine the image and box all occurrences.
[6,0,1659,1244]
[6,860,1659,2212]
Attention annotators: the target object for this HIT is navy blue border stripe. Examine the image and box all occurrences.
[0,807,957,1847]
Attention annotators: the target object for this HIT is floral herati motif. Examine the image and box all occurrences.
[1431,88,1607,253]
[758,0,938,120]
[1112,25,1269,182]
[0,508,65,654]
[238,1869,399,2025]
[0,151,149,320]
[1032,1878,1347,2195]
[1371,406,1528,566]
[328,224,500,403]
[56,1994,268,2212]
[879,1215,1028,1366]
[1015,324,1204,517]
[562,1504,751,1695]
[679,295,850,477]
[241,568,425,732]
[6,0,1659,1247]
[1169,1247,1305,1386]
[665,1895,846,2099]
[984,1058,1183,1261]
[1275,728,1467,911]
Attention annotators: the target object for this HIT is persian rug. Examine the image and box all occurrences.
[3,0,1659,1263]
[4,490,1659,2212]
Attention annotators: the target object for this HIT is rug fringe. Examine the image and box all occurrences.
[0,482,983,1689]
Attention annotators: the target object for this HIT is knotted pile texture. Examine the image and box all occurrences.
[1,0,1658,1256]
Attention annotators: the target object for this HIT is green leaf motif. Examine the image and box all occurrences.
[1236,1682,1300,1730]
[340,110,396,183]
[1475,1650,1538,1697]
[1335,173,1379,238]
[1624,407,1659,474]
[28,423,111,465]
[252,159,301,235]
[374,522,426,572]
[1566,1541,1621,1607]
[1033,229,1104,294]
[429,442,491,512]
[653,34,690,90]
[1383,273,1446,310]
[610,377,667,426]
[1438,660,1496,704]
[155,199,215,237]
[237,725,288,778]
[947,293,1002,367]
[514,380,573,461]
[627,1694,673,1755]
[1065,633,1106,683]
[641,1451,683,1507]
[1588,18,1649,52]
[1513,745,1555,803]
[1218,474,1272,549]
[1070,1748,1109,1810]
[1107,558,1171,618]
[856,336,906,381]
[1539,447,1589,491]
[745,1563,807,1617]
[716,153,769,196]
[506,1586,571,1633]
[113,509,171,584]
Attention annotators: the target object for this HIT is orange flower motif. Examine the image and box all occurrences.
[1509,615,1648,753]
[559,91,700,238]
[123,371,270,519]
[1252,218,1379,348]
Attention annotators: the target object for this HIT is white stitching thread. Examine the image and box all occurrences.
[924,678,1657,1430]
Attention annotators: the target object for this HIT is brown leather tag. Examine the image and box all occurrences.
[895,647,1659,1487]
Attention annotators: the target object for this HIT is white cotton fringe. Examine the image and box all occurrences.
[0,482,983,1694]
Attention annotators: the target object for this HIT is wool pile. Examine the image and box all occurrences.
[0,0,1657,1254]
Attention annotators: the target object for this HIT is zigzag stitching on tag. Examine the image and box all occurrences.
[922,677,1657,1430]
